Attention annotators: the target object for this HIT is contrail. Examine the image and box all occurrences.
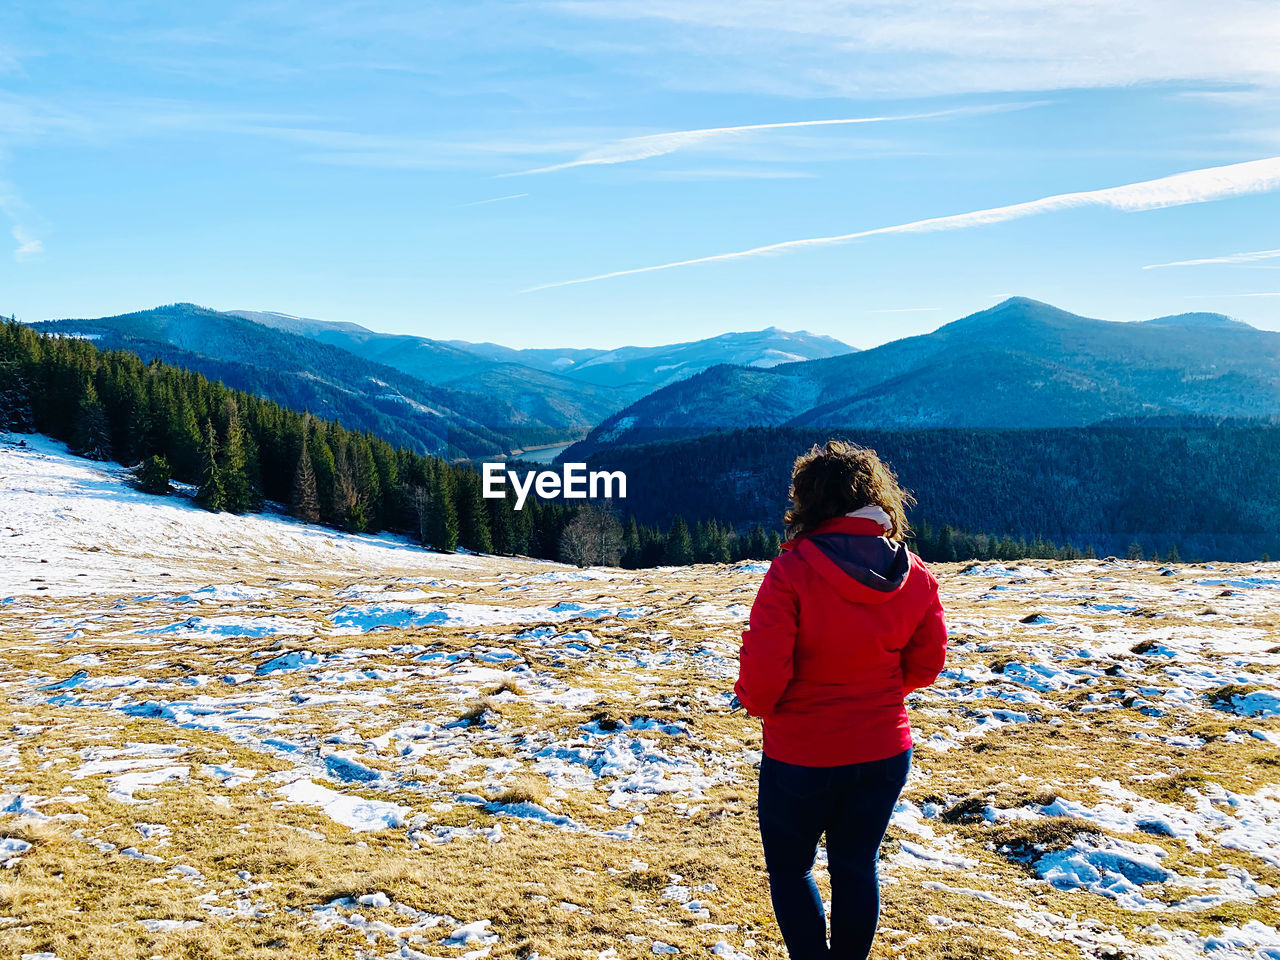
[1144,247,1280,269]
[458,193,529,207]
[503,104,1041,177]
[525,156,1280,292]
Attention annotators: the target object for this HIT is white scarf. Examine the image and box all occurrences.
[844,505,893,532]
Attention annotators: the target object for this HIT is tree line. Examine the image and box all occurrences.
[4,320,1184,565]
[582,424,1280,561]
[0,321,787,567]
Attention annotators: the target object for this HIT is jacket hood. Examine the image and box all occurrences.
[785,516,912,605]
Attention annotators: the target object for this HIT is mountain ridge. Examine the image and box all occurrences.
[31,304,532,456]
[566,297,1277,458]
[31,302,856,457]
[30,297,1277,468]
[233,308,857,401]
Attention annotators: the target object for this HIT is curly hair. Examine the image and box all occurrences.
[783,440,915,542]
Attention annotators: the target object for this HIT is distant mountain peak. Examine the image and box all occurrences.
[569,295,1280,458]
[985,295,1091,317]
[994,296,1055,310]
[1143,311,1254,330]
[941,296,1095,332]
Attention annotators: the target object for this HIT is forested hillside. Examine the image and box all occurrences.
[0,320,559,551]
[583,424,1280,560]
[30,304,560,457]
[29,305,860,456]
[0,321,785,568]
[8,320,1255,563]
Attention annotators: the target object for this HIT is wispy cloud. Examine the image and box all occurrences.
[0,91,597,173]
[552,0,1280,97]
[11,224,42,261]
[1144,248,1280,269]
[0,177,43,262]
[527,155,1280,290]
[458,192,529,207]
[502,103,1040,176]
[37,2,1280,101]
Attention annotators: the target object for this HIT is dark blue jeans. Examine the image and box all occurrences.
[757,748,911,960]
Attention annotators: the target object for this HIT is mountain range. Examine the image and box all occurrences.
[31,304,853,457]
[566,297,1280,458]
[29,297,1280,465]
[33,304,522,456]
[233,310,854,400]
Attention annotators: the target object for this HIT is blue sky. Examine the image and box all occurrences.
[2,1,1280,347]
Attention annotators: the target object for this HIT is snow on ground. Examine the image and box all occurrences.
[0,434,491,598]
[277,778,410,831]
[2,435,1280,959]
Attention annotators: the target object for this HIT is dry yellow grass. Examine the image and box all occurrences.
[2,542,1279,959]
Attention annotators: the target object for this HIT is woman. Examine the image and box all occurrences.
[735,440,947,959]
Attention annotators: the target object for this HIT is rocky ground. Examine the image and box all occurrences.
[2,435,1279,960]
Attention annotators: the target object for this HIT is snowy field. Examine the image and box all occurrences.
[2,434,1279,960]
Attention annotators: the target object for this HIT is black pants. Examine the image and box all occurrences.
[757,748,911,960]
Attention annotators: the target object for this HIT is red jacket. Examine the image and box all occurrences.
[735,516,947,767]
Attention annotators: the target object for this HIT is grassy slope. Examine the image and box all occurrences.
[2,442,1279,958]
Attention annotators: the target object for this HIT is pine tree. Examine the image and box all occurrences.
[107,364,148,464]
[703,518,731,564]
[370,440,399,530]
[196,418,226,511]
[511,498,533,556]
[291,433,320,523]
[132,454,172,495]
[429,465,459,552]
[665,515,694,565]
[309,430,337,524]
[218,397,254,514]
[350,436,380,526]
[692,519,713,562]
[766,530,783,556]
[0,360,33,431]
[332,450,367,531]
[72,381,112,461]
[621,517,642,568]
[457,471,493,553]
[242,423,264,506]
[737,524,765,560]
[405,483,429,545]
[938,525,958,562]
[171,391,202,480]
[488,492,515,555]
